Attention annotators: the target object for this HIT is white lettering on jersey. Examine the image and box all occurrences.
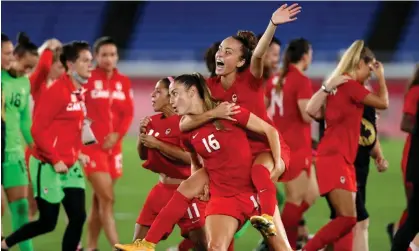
[66,102,82,111]
[91,90,110,99]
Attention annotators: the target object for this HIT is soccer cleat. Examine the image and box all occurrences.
[250,214,277,237]
[114,239,156,251]
[386,222,395,245]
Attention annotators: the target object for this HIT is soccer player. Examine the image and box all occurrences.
[264,38,316,249]
[1,32,39,251]
[388,65,419,244]
[115,72,284,251]
[1,32,14,238]
[180,5,300,248]
[326,83,388,251]
[2,41,92,251]
[392,97,419,251]
[134,77,206,250]
[303,40,389,251]
[83,36,132,249]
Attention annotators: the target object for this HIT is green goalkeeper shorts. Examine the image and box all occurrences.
[29,156,85,204]
[2,151,29,189]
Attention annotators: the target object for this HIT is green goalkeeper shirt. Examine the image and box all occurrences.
[1,70,33,155]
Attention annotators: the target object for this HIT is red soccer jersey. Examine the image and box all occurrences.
[183,108,255,197]
[31,74,85,166]
[265,66,313,153]
[317,79,370,164]
[111,72,134,153]
[29,49,54,114]
[401,85,419,169]
[84,68,115,146]
[207,69,289,156]
[142,114,191,180]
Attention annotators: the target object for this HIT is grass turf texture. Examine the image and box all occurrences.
[1,137,407,250]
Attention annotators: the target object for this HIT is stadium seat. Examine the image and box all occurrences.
[394,4,419,62]
[1,2,106,45]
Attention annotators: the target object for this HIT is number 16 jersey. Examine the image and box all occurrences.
[1,70,33,154]
[182,107,255,197]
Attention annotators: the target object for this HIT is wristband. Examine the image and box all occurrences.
[270,18,278,26]
[321,84,333,94]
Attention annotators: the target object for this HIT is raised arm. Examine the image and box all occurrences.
[20,84,34,148]
[360,63,389,110]
[250,3,301,78]
[180,102,240,132]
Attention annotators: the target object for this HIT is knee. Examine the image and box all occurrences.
[207,240,227,251]
[69,210,87,227]
[355,218,369,232]
[39,215,58,233]
[97,192,114,208]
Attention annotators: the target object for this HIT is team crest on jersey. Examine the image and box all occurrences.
[232,94,238,103]
[116,82,122,91]
[94,80,103,90]
[165,128,171,135]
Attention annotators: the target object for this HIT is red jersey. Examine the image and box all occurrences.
[402,85,419,167]
[183,108,255,197]
[30,49,54,114]
[84,68,115,146]
[317,79,370,164]
[265,66,313,154]
[142,114,190,180]
[31,74,85,166]
[207,68,289,156]
[111,72,134,153]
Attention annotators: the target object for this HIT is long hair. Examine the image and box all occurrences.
[276,38,311,93]
[326,40,374,84]
[174,73,224,130]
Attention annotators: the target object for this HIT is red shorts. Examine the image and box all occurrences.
[136,183,206,238]
[206,192,261,228]
[280,150,311,182]
[109,151,123,180]
[316,155,356,195]
[82,145,112,178]
[250,140,291,175]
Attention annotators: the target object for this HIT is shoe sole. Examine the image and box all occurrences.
[250,217,277,237]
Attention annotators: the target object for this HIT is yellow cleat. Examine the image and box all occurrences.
[250,214,277,237]
[114,239,156,251]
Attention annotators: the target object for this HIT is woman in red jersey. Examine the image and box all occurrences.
[180,3,300,243]
[1,41,92,251]
[302,40,389,251]
[84,36,134,251]
[115,72,286,251]
[127,77,206,250]
[264,38,318,249]
[388,65,419,246]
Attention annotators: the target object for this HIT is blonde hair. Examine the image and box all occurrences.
[326,40,374,84]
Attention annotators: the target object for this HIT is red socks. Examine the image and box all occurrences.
[333,229,354,251]
[227,239,235,251]
[303,216,356,251]
[399,209,408,227]
[145,191,190,244]
[178,238,194,251]
[251,164,277,216]
[282,202,310,249]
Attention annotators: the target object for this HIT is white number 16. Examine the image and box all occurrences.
[202,134,220,153]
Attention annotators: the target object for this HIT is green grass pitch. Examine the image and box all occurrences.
[1,137,407,250]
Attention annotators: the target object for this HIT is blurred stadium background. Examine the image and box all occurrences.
[1,1,419,250]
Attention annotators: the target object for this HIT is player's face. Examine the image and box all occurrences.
[357,58,374,82]
[302,47,313,71]
[96,44,118,72]
[151,80,170,112]
[169,82,192,115]
[215,37,245,76]
[74,50,93,79]
[1,41,14,70]
[264,43,280,73]
[13,53,38,76]
[49,61,65,80]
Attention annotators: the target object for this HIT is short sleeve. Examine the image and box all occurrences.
[344,80,370,103]
[232,107,251,127]
[403,86,419,115]
[296,77,313,100]
[242,68,263,89]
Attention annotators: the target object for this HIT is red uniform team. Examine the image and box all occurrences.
[10,2,419,251]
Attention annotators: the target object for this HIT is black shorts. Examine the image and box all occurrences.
[327,164,370,222]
